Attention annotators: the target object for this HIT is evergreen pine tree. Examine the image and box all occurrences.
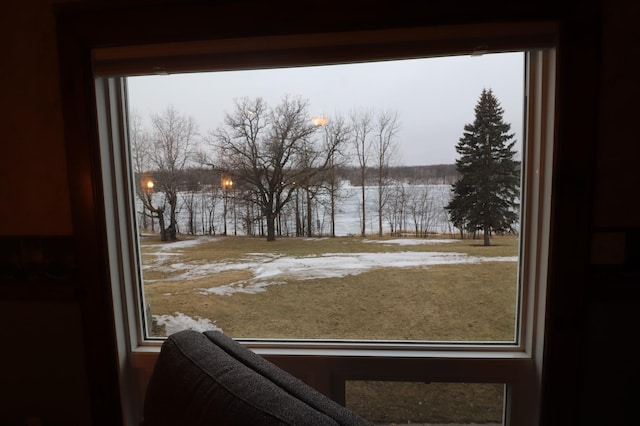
[446,88,520,246]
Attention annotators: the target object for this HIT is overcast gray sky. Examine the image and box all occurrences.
[127,51,524,166]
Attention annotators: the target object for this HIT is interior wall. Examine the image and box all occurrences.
[593,0,640,228]
[1,2,88,424]
[1,0,72,236]
[581,1,640,425]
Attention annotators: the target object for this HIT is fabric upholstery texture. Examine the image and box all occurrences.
[142,330,372,426]
[204,330,370,425]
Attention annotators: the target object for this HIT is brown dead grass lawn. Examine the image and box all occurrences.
[346,381,504,424]
[143,235,518,341]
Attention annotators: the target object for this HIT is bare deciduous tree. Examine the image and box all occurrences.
[374,110,400,236]
[149,106,197,241]
[319,115,352,237]
[213,96,342,241]
[130,111,165,237]
[350,108,374,236]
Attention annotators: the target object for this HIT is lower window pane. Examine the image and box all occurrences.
[345,381,504,425]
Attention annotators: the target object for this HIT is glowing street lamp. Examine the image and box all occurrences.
[141,174,155,194]
[139,174,163,236]
[311,115,328,126]
[222,178,233,190]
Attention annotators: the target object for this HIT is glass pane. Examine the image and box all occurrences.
[128,52,524,342]
[346,381,504,425]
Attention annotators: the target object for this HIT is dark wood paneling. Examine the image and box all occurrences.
[0,236,77,300]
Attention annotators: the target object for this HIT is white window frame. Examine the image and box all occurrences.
[93,24,557,426]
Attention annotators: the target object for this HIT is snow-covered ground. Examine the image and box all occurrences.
[146,237,517,334]
[153,312,222,335]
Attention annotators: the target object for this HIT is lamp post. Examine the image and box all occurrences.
[232,183,237,235]
[141,175,167,240]
[222,177,233,235]
[141,176,155,231]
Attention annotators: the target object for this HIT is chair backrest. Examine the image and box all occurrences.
[142,330,371,426]
[204,330,371,426]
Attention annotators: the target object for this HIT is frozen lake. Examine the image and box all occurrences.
[136,183,454,237]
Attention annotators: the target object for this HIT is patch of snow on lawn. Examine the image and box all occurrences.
[143,237,220,267]
[198,252,517,296]
[153,312,222,335]
[201,279,286,296]
[143,257,278,283]
[363,238,457,245]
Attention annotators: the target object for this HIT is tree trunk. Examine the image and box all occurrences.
[223,194,228,235]
[330,189,336,238]
[158,213,167,242]
[168,194,178,241]
[295,188,302,236]
[361,184,366,237]
[141,207,148,230]
[266,213,276,241]
[483,226,491,246]
[306,189,313,237]
[378,191,383,237]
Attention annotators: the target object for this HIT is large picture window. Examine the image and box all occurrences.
[93,24,556,425]
[126,53,525,344]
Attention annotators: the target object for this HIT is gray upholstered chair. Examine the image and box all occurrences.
[142,330,372,425]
